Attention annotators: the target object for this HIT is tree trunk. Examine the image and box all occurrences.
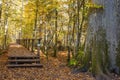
[0,3,2,22]
[75,0,80,56]
[33,0,38,39]
[84,0,120,79]
[116,0,120,73]
[53,9,58,57]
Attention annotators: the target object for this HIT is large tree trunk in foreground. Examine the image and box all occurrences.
[84,0,120,79]
[116,0,120,73]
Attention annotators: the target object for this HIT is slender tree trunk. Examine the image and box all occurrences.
[54,9,58,57]
[0,3,2,22]
[33,0,38,39]
[20,0,24,39]
[79,0,85,47]
[72,13,76,57]
[75,0,80,56]
[67,11,71,62]
[4,2,9,49]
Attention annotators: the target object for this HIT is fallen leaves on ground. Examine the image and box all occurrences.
[0,49,120,80]
[0,50,95,80]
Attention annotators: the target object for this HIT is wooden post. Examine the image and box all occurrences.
[31,39,34,52]
[27,39,30,50]
[25,39,27,48]
[21,39,22,45]
[16,39,19,44]
[26,39,28,49]
[18,39,20,44]
[20,39,22,45]
[22,39,24,46]
[23,39,25,46]
[30,39,32,51]
[37,39,40,56]
[24,39,25,47]
[37,39,41,63]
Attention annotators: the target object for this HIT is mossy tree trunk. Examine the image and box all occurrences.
[83,0,120,79]
[116,0,120,72]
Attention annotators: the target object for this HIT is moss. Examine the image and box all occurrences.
[69,49,84,67]
[68,58,78,66]
[82,38,93,71]
[85,2,104,17]
[116,41,120,69]
[86,3,104,9]
[78,27,110,76]
[85,28,109,74]
[90,28,110,75]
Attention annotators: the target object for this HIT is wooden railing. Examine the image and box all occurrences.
[16,38,42,52]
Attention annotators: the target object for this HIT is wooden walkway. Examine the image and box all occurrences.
[7,43,43,68]
[8,43,36,57]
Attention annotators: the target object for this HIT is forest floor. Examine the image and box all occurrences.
[0,48,120,80]
[0,48,95,80]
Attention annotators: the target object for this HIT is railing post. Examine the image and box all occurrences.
[31,39,34,52]
[22,39,24,46]
[16,39,19,44]
[18,39,20,44]
[26,39,28,49]
[24,39,26,47]
[27,39,30,50]
[30,39,31,51]
[25,39,27,48]
[37,39,40,56]
[23,39,25,46]
[19,39,21,45]
[37,38,41,63]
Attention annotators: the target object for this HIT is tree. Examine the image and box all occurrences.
[53,9,58,57]
[83,0,120,79]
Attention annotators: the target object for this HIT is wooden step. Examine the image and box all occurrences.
[8,59,40,64]
[8,56,39,59]
[7,64,43,68]
[8,59,40,62]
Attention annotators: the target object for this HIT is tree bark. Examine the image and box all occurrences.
[84,0,120,79]
[53,9,58,57]
[33,0,38,39]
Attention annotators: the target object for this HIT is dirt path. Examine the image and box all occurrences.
[0,50,96,80]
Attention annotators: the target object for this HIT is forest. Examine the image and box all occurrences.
[0,0,120,80]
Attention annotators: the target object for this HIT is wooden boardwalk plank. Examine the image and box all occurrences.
[8,56,39,59]
[7,64,43,68]
[7,43,43,68]
[8,59,40,62]
[8,43,37,57]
